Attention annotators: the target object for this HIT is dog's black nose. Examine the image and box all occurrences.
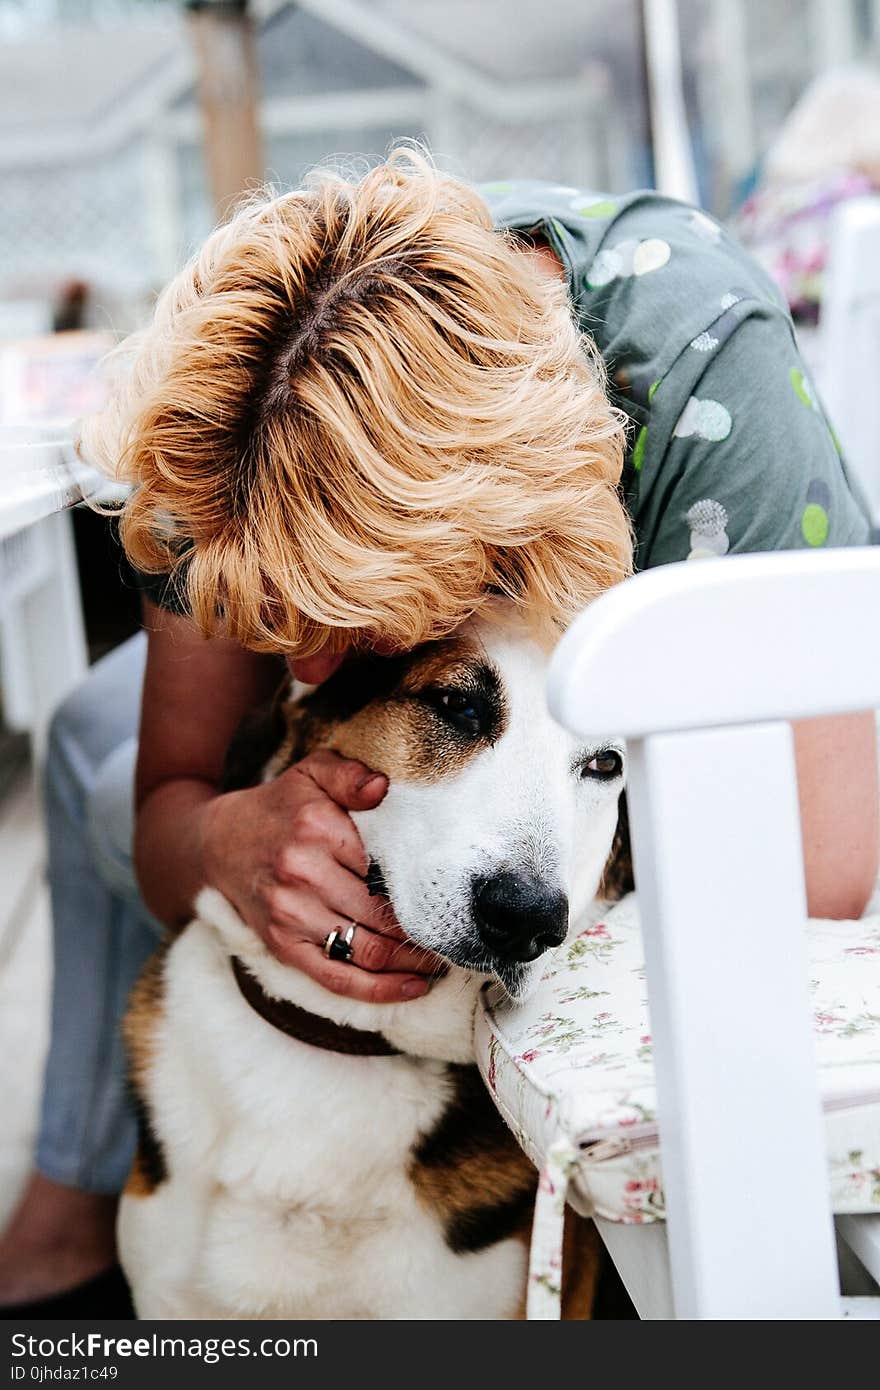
[472,873,569,963]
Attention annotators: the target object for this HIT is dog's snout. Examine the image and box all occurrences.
[472,873,569,963]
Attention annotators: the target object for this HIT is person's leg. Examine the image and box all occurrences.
[0,633,161,1305]
[38,726,160,1195]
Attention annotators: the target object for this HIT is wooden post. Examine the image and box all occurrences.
[186,0,265,221]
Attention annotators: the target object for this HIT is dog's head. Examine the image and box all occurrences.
[247,605,624,1001]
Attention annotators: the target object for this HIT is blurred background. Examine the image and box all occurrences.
[2,0,880,1231]
[2,0,880,334]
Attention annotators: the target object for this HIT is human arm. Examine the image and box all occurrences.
[133,600,432,1000]
[792,712,878,919]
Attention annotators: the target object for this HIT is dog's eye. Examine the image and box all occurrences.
[424,687,484,736]
[580,749,624,781]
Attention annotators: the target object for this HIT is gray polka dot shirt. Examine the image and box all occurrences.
[482,180,871,569]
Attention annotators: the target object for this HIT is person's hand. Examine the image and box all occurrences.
[200,749,439,1002]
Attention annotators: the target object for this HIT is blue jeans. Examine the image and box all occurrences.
[36,634,162,1195]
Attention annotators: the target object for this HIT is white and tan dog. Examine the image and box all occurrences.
[118,605,626,1320]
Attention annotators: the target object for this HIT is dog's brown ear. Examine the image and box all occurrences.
[598,791,634,901]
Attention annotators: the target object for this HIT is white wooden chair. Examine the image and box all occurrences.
[477,550,880,1319]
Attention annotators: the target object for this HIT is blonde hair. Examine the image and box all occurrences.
[83,148,632,656]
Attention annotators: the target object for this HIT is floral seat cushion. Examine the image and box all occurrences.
[474,893,880,1317]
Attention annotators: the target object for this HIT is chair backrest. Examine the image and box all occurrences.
[547,550,880,1318]
[819,195,880,527]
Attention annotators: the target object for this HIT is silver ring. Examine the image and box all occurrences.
[323,922,357,963]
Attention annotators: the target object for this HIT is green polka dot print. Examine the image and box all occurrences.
[573,198,618,219]
[802,479,831,546]
[632,426,647,471]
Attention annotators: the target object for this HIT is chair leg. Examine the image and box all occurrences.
[837,1214,880,1289]
[626,727,841,1319]
[595,1218,674,1320]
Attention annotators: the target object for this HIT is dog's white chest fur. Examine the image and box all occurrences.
[118,909,527,1320]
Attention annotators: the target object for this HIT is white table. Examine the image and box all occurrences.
[0,428,104,760]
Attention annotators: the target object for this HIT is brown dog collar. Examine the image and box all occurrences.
[231,957,401,1057]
